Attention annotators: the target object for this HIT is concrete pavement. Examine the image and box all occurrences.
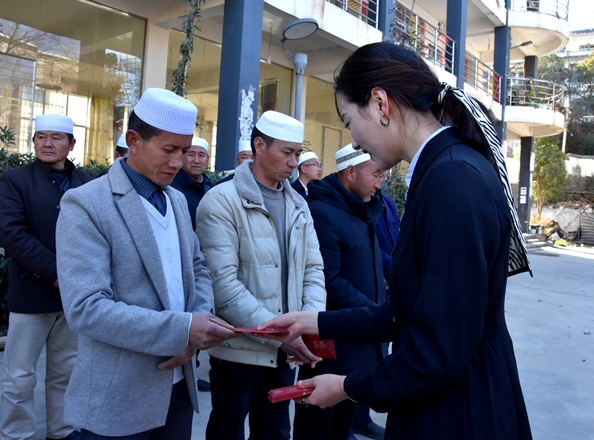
[506,245,594,439]
[1,245,592,439]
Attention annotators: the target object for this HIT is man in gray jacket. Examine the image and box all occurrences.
[196,110,326,440]
[55,88,237,439]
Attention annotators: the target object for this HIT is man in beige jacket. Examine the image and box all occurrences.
[196,111,326,440]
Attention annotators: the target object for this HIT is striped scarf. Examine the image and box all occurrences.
[437,83,532,277]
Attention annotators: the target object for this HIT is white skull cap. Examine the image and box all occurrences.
[298,151,318,166]
[255,111,303,143]
[191,136,209,152]
[35,114,74,135]
[132,88,197,135]
[335,143,371,171]
[116,134,128,148]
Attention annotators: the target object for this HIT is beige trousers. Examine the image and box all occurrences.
[0,312,77,440]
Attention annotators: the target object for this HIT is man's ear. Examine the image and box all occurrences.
[345,164,357,183]
[126,130,142,155]
[253,136,268,156]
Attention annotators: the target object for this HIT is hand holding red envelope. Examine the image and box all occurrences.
[301,334,337,359]
[267,384,314,403]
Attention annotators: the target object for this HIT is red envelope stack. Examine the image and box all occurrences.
[267,385,314,403]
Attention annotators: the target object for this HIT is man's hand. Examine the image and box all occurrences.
[189,313,239,350]
[281,337,322,368]
[158,344,196,370]
[159,314,238,369]
[53,279,59,288]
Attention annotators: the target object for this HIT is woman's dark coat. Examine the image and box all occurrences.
[0,159,92,314]
[319,129,532,439]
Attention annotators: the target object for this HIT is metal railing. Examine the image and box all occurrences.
[326,0,379,28]
[465,52,502,103]
[506,77,565,110]
[511,0,569,20]
[393,1,455,74]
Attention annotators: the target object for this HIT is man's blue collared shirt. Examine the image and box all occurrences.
[121,159,166,216]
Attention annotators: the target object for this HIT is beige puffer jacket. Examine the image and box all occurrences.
[196,161,326,367]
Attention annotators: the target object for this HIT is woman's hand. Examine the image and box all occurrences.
[257,311,319,342]
[295,375,348,408]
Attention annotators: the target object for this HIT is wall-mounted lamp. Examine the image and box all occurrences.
[510,40,533,49]
[280,18,319,122]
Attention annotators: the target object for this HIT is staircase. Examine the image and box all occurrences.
[523,233,550,249]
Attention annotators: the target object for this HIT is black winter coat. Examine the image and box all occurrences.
[305,173,387,375]
[319,129,532,439]
[170,169,214,230]
[0,159,92,314]
[375,191,401,280]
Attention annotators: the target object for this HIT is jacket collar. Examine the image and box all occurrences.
[309,173,383,223]
[233,160,305,210]
[406,128,467,203]
[175,168,213,189]
[107,159,172,309]
[33,157,76,178]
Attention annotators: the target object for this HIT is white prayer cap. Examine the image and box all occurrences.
[116,134,128,149]
[132,88,197,135]
[191,136,209,152]
[238,140,252,153]
[298,151,318,166]
[335,143,371,172]
[255,111,303,143]
[34,114,73,135]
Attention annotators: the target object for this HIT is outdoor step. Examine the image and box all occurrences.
[523,234,550,249]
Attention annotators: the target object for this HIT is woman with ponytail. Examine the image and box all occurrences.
[260,42,533,440]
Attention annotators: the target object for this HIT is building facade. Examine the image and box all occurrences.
[0,0,571,225]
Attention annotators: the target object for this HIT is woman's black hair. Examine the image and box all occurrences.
[333,42,494,157]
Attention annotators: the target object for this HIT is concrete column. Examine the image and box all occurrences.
[377,0,396,41]
[215,0,264,172]
[494,25,510,139]
[142,23,169,90]
[525,55,538,78]
[517,136,534,233]
[446,0,468,89]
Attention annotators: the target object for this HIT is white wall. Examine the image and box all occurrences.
[566,154,594,177]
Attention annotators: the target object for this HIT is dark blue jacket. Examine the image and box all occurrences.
[171,169,213,230]
[305,173,387,375]
[291,178,307,198]
[0,159,92,314]
[318,129,532,439]
[375,191,401,280]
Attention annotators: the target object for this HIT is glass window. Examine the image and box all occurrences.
[168,32,222,170]
[0,0,145,164]
[168,31,294,171]
[304,76,351,176]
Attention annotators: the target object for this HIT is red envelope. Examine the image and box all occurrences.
[268,385,314,403]
[302,334,337,359]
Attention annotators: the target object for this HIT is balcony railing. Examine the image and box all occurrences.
[511,0,569,20]
[393,1,455,74]
[506,77,565,110]
[326,0,379,28]
[465,52,502,103]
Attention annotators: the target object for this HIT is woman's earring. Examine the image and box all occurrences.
[379,112,390,127]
